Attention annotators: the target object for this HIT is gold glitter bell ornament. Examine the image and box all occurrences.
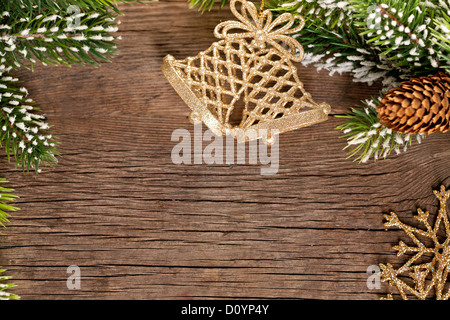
[162,0,331,145]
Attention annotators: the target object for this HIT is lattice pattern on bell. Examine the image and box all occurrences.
[162,0,331,144]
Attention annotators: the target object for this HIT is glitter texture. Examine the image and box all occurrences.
[380,185,450,300]
[161,0,331,145]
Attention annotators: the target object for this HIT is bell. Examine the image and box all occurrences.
[162,0,331,145]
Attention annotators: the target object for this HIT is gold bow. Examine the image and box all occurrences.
[214,0,305,62]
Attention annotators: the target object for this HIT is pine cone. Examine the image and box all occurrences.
[377,72,450,135]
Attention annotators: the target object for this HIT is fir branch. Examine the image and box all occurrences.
[0,8,121,69]
[0,179,19,300]
[0,268,19,300]
[261,0,450,92]
[350,0,441,75]
[431,12,450,69]
[336,97,425,163]
[0,62,58,173]
[0,178,18,227]
[189,0,229,12]
[263,1,396,88]
[0,0,148,15]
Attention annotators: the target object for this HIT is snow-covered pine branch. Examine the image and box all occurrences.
[431,11,450,70]
[336,97,425,163]
[0,58,57,172]
[0,7,121,69]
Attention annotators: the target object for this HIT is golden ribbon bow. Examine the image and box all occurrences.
[214,0,306,62]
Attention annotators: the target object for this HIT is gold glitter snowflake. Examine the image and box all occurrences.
[379,185,450,300]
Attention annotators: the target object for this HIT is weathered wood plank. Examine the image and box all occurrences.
[0,1,449,300]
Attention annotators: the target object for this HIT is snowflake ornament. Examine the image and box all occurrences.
[380,185,450,300]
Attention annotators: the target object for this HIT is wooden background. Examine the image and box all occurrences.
[1,0,450,300]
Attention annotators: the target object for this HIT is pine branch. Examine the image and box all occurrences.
[0,178,19,300]
[0,268,19,300]
[350,0,441,74]
[269,0,447,89]
[0,62,58,173]
[0,0,149,15]
[266,2,394,87]
[336,97,425,163]
[0,7,121,69]
[431,12,450,69]
[189,0,229,12]
[0,178,18,227]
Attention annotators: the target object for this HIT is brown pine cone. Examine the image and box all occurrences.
[377,72,450,135]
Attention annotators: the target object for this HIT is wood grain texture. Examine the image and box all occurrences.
[1,0,450,300]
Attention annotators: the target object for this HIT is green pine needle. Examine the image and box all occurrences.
[0,269,20,300]
[0,178,19,228]
[336,97,425,163]
[431,13,450,69]
[0,7,122,69]
[189,0,229,11]
[0,72,58,173]
[1,0,150,15]
[0,179,19,300]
